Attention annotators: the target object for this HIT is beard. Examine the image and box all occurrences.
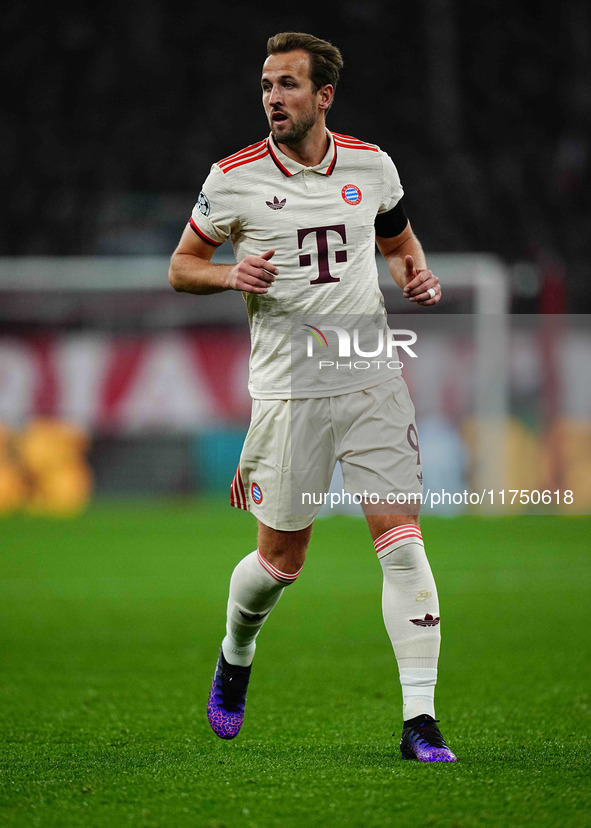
[270,108,318,146]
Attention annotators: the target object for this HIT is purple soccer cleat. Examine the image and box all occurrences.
[207,648,252,740]
[400,714,457,762]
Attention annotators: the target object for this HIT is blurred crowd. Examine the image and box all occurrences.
[2,0,590,310]
[0,420,92,515]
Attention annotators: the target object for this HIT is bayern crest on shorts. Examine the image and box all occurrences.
[341,184,362,205]
[251,482,263,504]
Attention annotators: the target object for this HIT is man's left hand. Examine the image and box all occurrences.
[402,255,441,306]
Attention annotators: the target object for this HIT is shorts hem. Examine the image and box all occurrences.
[230,498,314,532]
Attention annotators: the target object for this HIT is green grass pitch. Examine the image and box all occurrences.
[0,502,589,827]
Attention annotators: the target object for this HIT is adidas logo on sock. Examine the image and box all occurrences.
[409,613,440,627]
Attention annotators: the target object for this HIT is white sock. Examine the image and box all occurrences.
[374,525,440,720]
[221,549,302,667]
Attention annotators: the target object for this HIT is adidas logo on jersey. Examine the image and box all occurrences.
[266,196,286,210]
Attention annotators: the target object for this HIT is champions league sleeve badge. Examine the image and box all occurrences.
[197,190,210,216]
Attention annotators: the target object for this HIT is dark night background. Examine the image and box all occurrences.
[2,0,590,311]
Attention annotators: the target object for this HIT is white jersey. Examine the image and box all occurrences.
[190,130,404,399]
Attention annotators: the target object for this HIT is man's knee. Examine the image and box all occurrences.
[257,520,312,574]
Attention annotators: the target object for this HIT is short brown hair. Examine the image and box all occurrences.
[266,32,344,93]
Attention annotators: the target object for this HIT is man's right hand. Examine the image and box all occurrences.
[226,249,278,293]
[170,225,277,296]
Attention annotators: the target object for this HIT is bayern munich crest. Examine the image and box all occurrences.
[251,482,263,504]
[341,184,362,205]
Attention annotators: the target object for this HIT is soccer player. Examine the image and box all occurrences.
[169,32,456,763]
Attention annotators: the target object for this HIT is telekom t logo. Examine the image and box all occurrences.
[298,224,347,285]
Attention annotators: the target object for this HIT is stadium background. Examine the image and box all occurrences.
[1,0,590,511]
[1,4,590,826]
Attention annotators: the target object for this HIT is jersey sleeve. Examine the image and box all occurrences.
[378,151,404,214]
[189,164,237,247]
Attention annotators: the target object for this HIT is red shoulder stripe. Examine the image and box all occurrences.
[334,139,379,153]
[331,131,377,146]
[219,147,267,171]
[332,131,378,151]
[331,131,360,140]
[220,148,269,174]
[217,140,267,168]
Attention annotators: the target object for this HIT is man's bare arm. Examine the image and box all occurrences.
[168,224,278,295]
[376,221,441,306]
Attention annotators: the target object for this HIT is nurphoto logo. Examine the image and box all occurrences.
[302,324,418,371]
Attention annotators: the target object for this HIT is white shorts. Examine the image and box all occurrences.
[230,376,423,531]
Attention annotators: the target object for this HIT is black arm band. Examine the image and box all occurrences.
[374,199,408,238]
